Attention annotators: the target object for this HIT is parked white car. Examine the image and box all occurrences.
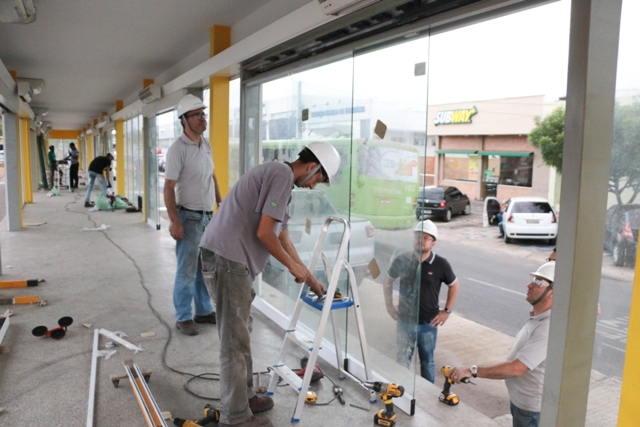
[502,196,558,245]
[269,189,375,285]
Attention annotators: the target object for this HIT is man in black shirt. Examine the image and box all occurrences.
[84,153,113,208]
[383,220,460,383]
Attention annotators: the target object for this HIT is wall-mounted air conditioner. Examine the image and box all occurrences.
[96,115,111,129]
[0,0,37,24]
[138,84,162,104]
[17,81,33,103]
[315,0,381,16]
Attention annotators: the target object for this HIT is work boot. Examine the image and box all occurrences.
[248,395,274,414]
[219,416,273,427]
[84,201,94,208]
[176,320,199,336]
[194,312,216,324]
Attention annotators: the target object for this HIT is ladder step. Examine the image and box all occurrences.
[286,330,316,352]
[273,365,304,392]
[301,293,354,311]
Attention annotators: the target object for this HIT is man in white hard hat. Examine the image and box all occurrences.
[164,94,221,336]
[449,262,556,427]
[199,141,340,427]
[383,220,460,383]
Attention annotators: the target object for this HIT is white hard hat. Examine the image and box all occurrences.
[305,141,341,185]
[176,94,206,118]
[530,262,556,285]
[413,220,438,241]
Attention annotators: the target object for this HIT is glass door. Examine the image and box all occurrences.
[145,114,159,230]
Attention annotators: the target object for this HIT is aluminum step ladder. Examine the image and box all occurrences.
[266,216,374,423]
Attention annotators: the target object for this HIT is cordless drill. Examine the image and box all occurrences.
[363,381,405,427]
[439,365,470,406]
[173,404,220,427]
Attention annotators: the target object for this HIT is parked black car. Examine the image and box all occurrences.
[415,186,471,222]
[604,204,640,267]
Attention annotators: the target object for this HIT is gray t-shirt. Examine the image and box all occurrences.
[505,309,551,412]
[200,162,294,279]
[164,134,216,210]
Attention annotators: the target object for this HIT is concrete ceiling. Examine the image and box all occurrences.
[0,0,289,131]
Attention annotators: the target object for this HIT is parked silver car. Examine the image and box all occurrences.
[269,190,375,285]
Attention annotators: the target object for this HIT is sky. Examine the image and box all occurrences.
[262,0,640,108]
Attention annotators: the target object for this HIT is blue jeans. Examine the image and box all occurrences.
[510,402,540,427]
[497,213,504,236]
[85,171,108,202]
[173,209,214,322]
[396,320,438,383]
[201,249,256,425]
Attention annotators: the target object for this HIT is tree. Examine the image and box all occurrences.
[529,107,565,173]
[610,102,640,204]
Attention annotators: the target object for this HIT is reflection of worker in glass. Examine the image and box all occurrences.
[383,220,460,383]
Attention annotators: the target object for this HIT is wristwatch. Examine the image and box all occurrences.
[443,307,452,314]
[470,365,478,378]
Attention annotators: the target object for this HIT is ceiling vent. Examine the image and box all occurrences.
[138,84,162,104]
[0,0,36,24]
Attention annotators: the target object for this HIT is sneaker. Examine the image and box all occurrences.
[248,395,274,414]
[84,201,94,208]
[193,312,217,324]
[176,320,199,336]
[219,416,273,427]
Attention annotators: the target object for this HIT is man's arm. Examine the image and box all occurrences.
[278,229,325,295]
[383,276,398,320]
[431,279,459,327]
[164,179,184,240]
[212,171,222,209]
[257,214,324,296]
[449,359,529,384]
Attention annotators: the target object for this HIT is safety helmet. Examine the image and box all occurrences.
[530,262,556,285]
[176,94,206,118]
[413,220,438,241]
[305,141,341,185]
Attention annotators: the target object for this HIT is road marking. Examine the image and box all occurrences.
[467,278,526,297]
[601,342,625,353]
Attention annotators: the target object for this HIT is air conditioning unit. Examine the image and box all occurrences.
[0,0,37,24]
[18,78,45,94]
[17,80,33,103]
[315,0,381,16]
[138,84,162,104]
[96,115,111,129]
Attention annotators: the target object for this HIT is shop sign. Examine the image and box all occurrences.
[434,106,478,126]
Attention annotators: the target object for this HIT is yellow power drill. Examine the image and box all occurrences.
[439,365,470,406]
[173,404,220,427]
[363,381,405,427]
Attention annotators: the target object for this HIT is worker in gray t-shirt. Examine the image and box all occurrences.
[449,262,556,427]
[199,142,340,427]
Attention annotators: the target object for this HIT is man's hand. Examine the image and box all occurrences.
[107,181,112,188]
[449,367,472,384]
[169,220,184,241]
[430,310,450,327]
[386,304,398,320]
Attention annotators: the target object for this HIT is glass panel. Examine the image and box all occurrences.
[157,110,175,222]
[590,0,639,424]
[146,115,159,229]
[229,78,241,188]
[443,153,478,181]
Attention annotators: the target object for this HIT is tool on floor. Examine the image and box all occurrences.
[111,369,152,388]
[122,359,168,427]
[294,356,324,383]
[31,316,73,339]
[0,278,44,289]
[267,217,374,422]
[0,295,40,305]
[363,381,404,427]
[0,316,10,348]
[439,365,471,406]
[173,404,220,427]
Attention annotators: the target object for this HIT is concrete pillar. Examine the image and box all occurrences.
[540,0,623,426]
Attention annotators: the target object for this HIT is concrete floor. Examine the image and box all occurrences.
[0,188,622,426]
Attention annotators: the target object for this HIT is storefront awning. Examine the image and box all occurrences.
[435,150,478,155]
[478,151,533,157]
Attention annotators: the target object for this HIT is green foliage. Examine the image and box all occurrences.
[529,107,565,173]
[610,102,640,204]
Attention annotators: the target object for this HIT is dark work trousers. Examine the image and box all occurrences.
[69,163,79,189]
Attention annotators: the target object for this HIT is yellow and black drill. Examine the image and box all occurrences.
[439,365,470,406]
[173,404,220,427]
[364,381,405,427]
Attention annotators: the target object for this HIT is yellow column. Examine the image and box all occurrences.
[618,248,640,425]
[209,25,231,204]
[20,117,33,204]
[87,132,94,162]
[115,100,125,196]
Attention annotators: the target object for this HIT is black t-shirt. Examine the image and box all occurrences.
[88,156,112,174]
[387,251,456,323]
